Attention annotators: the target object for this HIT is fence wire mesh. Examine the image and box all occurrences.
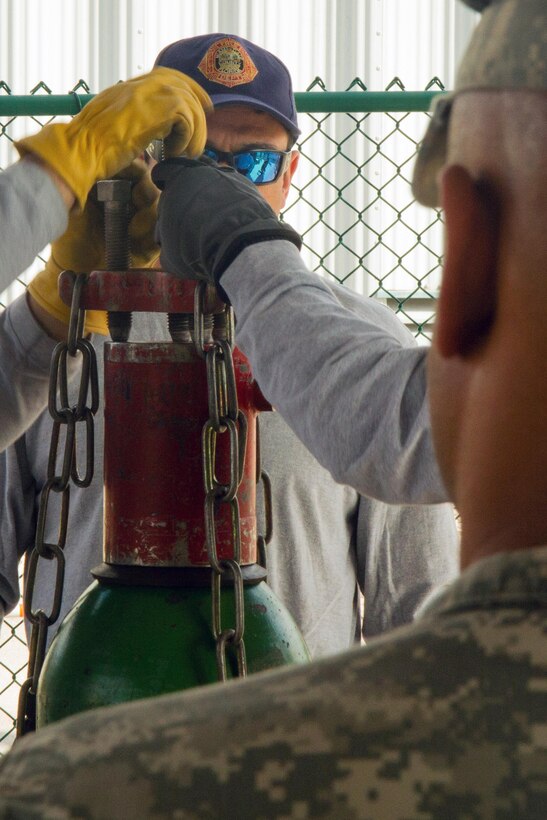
[0,77,446,752]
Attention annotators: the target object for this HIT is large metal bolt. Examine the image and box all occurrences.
[96,179,133,343]
[167,313,192,344]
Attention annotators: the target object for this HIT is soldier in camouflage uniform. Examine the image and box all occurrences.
[0,0,545,817]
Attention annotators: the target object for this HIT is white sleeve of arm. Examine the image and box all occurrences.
[356,496,459,638]
[223,240,448,505]
[0,161,68,291]
[0,294,73,452]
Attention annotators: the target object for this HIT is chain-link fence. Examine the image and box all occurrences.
[0,77,446,753]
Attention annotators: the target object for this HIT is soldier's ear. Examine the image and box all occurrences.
[435,165,500,358]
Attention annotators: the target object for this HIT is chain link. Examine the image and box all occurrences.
[196,287,248,680]
[255,417,274,569]
[17,271,98,736]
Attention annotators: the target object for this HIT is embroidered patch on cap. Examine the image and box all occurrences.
[198,37,258,88]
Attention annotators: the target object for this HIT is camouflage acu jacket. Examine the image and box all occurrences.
[0,545,546,819]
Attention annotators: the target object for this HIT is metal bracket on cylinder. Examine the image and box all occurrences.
[58,269,223,316]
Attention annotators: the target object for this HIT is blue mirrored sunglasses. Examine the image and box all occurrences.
[202,147,291,185]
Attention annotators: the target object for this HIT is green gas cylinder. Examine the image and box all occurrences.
[37,570,310,726]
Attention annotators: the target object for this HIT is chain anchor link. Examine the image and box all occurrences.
[17,271,98,736]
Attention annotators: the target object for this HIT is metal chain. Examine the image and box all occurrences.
[256,416,274,569]
[17,272,253,726]
[195,282,249,680]
[17,272,98,736]
[212,299,270,568]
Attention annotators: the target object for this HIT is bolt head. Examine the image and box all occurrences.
[96,179,132,203]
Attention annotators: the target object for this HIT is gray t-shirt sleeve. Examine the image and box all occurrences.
[223,240,448,505]
[0,162,71,452]
[0,295,56,451]
[0,160,68,291]
[356,496,459,639]
[0,294,80,452]
[0,434,35,621]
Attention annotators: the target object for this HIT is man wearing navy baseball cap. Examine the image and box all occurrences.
[152,33,457,507]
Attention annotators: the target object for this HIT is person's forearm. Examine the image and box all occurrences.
[223,241,448,505]
[24,155,76,210]
[0,160,69,291]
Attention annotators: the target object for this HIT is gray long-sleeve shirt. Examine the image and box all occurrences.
[0,161,68,451]
[224,241,447,505]
[0,291,458,658]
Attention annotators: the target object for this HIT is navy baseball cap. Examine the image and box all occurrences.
[155,33,300,140]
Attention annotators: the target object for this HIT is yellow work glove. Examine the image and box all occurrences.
[27,159,160,336]
[16,67,211,208]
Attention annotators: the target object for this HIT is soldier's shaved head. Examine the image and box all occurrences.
[413,0,547,207]
[424,0,547,567]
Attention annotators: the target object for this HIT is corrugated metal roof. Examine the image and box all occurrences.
[0,0,477,93]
